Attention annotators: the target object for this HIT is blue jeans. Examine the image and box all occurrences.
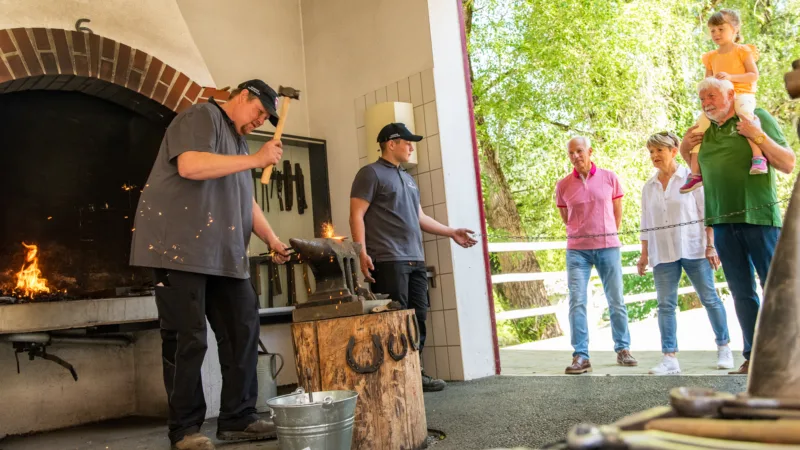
[566,247,631,359]
[652,258,730,354]
[712,224,780,360]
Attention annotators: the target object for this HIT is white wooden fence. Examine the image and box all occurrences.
[489,241,729,322]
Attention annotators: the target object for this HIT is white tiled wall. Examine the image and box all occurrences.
[353,68,463,380]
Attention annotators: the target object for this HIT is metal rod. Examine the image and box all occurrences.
[0,333,131,346]
[0,333,50,343]
[51,336,131,346]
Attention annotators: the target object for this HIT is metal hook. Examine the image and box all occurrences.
[75,18,93,34]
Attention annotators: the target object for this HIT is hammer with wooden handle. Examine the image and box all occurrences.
[646,418,800,445]
[261,86,301,184]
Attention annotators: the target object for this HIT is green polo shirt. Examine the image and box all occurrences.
[698,108,787,227]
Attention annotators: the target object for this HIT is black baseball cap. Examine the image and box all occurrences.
[376,123,423,143]
[238,80,280,127]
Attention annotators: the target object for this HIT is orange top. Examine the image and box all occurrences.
[702,44,760,94]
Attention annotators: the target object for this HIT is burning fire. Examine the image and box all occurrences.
[15,242,50,297]
[321,223,346,240]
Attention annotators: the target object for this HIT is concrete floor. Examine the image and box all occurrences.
[0,301,753,449]
[0,376,748,450]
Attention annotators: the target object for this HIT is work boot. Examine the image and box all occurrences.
[565,355,592,374]
[616,349,638,366]
[172,433,215,450]
[216,419,277,442]
[421,370,446,392]
[729,359,750,375]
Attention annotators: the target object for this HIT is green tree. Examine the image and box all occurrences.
[466,0,800,344]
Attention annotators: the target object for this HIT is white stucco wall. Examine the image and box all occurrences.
[0,0,215,86]
[177,0,310,137]
[300,0,434,231]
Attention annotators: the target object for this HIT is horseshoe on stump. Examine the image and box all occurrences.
[387,333,408,361]
[406,314,420,351]
[346,334,384,374]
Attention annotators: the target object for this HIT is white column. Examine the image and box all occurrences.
[423,0,496,380]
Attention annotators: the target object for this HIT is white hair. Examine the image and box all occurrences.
[697,77,734,96]
[566,136,591,151]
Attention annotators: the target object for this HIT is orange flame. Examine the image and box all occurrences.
[321,223,346,241]
[15,242,50,297]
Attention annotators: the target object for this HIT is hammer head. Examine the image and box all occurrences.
[278,86,301,100]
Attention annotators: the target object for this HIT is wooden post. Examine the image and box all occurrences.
[291,310,427,450]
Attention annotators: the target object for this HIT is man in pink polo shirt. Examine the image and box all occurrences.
[555,136,637,374]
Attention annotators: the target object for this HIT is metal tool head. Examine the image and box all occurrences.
[277,85,301,100]
[669,387,735,418]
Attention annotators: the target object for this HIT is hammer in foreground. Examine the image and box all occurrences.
[261,85,301,184]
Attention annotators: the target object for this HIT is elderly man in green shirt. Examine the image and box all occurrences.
[680,77,796,375]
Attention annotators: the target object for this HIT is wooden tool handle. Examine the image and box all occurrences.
[646,418,800,444]
[261,99,292,184]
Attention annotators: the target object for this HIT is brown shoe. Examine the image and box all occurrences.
[617,349,638,366]
[729,360,749,375]
[172,433,215,450]
[565,355,592,374]
[217,419,277,441]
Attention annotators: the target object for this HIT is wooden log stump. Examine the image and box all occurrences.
[291,309,427,450]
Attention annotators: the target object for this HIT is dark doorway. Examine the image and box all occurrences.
[0,90,169,299]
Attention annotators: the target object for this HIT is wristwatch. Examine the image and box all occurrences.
[753,133,766,145]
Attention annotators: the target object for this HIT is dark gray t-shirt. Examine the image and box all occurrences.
[350,158,424,262]
[130,99,254,279]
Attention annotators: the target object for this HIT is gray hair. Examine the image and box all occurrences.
[566,136,591,150]
[697,77,734,96]
[646,131,680,150]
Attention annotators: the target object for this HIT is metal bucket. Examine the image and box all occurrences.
[267,387,358,450]
[255,340,284,413]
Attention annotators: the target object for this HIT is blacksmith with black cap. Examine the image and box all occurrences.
[349,123,477,392]
[130,80,291,450]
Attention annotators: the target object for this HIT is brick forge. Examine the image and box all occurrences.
[0,27,229,123]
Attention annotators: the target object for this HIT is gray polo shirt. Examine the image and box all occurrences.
[350,158,424,262]
[129,99,254,279]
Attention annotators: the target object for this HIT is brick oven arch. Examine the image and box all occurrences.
[0,27,229,123]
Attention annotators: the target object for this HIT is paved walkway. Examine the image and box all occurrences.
[501,298,746,375]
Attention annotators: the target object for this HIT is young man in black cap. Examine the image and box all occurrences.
[130,80,291,450]
[349,123,477,392]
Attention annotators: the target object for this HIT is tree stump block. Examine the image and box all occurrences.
[291,309,427,450]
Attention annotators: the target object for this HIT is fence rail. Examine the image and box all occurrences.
[490,242,728,321]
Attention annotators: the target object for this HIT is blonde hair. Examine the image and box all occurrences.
[708,9,743,43]
[646,132,680,150]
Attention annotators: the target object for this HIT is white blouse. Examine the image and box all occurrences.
[640,165,707,267]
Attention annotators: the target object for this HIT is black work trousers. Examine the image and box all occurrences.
[371,261,429,354]
[153,269,260,444]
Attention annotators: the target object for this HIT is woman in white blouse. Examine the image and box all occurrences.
[637,132,733,375]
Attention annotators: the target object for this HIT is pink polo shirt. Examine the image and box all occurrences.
[555,163,623,250]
